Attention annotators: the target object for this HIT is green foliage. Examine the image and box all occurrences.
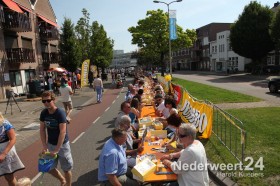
[271,10,280,49]
[89,21,114,72]
[59,8,114,72]
[59,18,81,72]
[128,9,195,74]
[75,8,91,60]
[230,1,274,63]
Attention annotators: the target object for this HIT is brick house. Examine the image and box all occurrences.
[0,0,60,99]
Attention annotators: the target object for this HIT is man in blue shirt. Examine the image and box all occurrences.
[98,128,139,186]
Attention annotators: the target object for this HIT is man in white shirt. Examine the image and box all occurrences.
[93,75,103,103]
[59,81,73,122]
[161,124,209,186]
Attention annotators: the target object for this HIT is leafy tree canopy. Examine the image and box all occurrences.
[271,10,280,49]
[128,9,195,73]
[59,18,81,72]
[89,21,114,72]
[230,1,274,63]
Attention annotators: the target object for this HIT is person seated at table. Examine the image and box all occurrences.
[115,101,131,128]
[126,87,137,102]
[129,98,141,132]
[125,84,134,101]
[98,128,139,186]
[162,114,183,152]
[164,96,178,116]
[115,102,137,139]
[160,124,209,186]
[118,115,143,168]
[154,94,169,118]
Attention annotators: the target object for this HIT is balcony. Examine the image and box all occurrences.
[0,6,5,25]
[39,26,59,40]
[50,52,61,63]
[6,48,35,63]
[42,52,50,63]
[3,11,32,32]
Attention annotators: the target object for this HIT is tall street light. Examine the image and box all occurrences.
[153,0,182,76]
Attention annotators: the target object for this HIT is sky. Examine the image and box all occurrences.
[49,0,277,53]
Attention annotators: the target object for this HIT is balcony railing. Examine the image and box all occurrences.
[3,11,32,32]
[50,52,61,63]
[0,6,5,24]
[6,48,35,63]
[39,26,59,40]
[42,52,50,63]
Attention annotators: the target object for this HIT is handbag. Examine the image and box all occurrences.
[38,152,57,173]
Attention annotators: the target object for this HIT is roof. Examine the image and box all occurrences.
[12,0,57,23]
[12,0,31,10]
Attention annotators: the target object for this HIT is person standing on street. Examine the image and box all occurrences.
[93,75,103,103]
[0,113,25,186]
[59,81,74,122]
[40,91,73,186]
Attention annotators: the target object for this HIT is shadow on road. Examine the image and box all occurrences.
[103,117,116,129]
[266,92,280,98]
[72,168,100,186]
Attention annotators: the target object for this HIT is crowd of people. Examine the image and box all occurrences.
[98,73,209,186]
[0,70,209,186]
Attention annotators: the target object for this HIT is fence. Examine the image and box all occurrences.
[208,102,246,163]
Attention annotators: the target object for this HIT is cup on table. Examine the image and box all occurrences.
[151,135,155,142]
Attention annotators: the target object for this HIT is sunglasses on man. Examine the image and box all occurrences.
[42,99,52,103]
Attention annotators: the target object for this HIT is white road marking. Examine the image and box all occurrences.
[93,117,100,124]
[105,107,110,112]
[72,132,85,143]
[23,122,40,130]
[117,95,119,99]
[31,172,42,183]
[112,100,116,104]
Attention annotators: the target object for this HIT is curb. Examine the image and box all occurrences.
[208,161,237,186]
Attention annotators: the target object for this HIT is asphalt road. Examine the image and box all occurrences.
[173,71,280,104]
[32,87,126,186]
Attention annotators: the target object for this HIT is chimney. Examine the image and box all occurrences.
[274,1,280,8]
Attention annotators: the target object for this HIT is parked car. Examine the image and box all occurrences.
[268,78,280,93]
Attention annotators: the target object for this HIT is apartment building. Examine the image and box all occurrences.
[210,30,251,72]
[172,23,231,71]
[0,0,60,99]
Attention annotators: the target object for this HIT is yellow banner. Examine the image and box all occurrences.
[81,59,90,88]
[178,89,213,139]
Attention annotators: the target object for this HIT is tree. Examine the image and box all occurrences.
[230,1,274,66]
[128,9,194,76]
[59,18,81,72]
[271,10,280,65]
[75,8,91,60]
[89,21,114,73]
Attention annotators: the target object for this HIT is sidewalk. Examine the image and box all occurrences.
[0,84,107,152]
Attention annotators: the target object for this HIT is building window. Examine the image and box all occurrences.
[9,71,22,87]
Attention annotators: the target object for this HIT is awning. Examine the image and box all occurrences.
[18,4,34,14]
[47,67,67,73]
[2,0,24,13]
[37,14,59,28]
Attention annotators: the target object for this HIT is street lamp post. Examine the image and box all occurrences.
[153,0,182,76]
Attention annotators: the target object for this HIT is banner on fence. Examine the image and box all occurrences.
[81,59,90,88]
[178,89,213,139]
